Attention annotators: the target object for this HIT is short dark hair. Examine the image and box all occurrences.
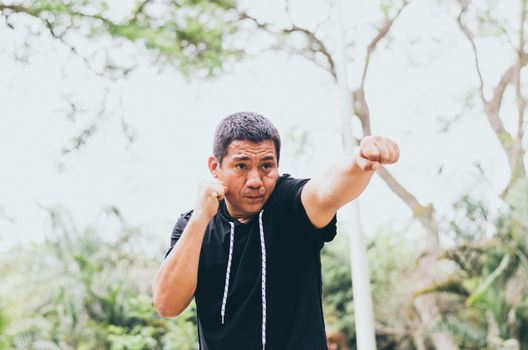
[213,112,281,164]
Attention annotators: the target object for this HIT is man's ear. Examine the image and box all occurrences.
[208,156,220,178]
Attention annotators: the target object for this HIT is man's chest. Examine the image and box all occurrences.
[196,222,312,297]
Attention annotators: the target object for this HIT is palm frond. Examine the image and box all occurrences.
[413,278,470,298]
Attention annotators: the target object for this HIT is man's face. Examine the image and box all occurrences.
[209,139,279,220]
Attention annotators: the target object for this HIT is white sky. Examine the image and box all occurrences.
[0,0,524,252]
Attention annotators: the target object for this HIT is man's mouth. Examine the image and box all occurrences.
[245,195,264,201]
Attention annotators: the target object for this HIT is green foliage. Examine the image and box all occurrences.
[0,299,10,350]
[448,194,491,243]
[322,227,419,350]
[0,210,197,349]
[2,178,527,349]
[414,279,470,298]
[368,228,419,350]
[433,315,487,348]
[0,0,241,76]
[506,177,528,249]
[420,177,528,349]
[322,235,355,339]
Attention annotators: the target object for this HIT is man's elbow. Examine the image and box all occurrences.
[152,290,192,318]
[153,297,184,318]
[156,306,180,319]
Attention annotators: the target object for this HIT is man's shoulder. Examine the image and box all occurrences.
[278,173,294,181]
[274,173,310,192]
[174,209,194,228]
[267,173,310,207]
[276,173,308,186]
[180,209,194,220]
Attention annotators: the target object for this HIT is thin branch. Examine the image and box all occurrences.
[313,4,331,34]
[515,0,527,145]
[0,4,35,15]
[360,0,409,89]
[353,0,410,135]
[118,97,138,145]
[0,205,15,224]
[455,0,527,199]
[238,11,336,79]
[455,1,527,160]
[1,10,14,29]
[1,3,127,77]
[284,0,294,26]
[508,0,528,187]
[44,18,103,76]
[376,165,438,251]
[0,3,116,27]
[132,0,153,20]
[483,13,517,51]
[486,64,517,137]
[60,88,111,155]
[456,3,486,102]
[352,88,372,135]
[344,0,438,250]
[376,166,421,211]
[287,24,336,78]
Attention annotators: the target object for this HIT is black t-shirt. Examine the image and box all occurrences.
[165,174,337,350]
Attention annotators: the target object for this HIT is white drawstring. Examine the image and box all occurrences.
[220,211,267,349]
[221,222,235,325]
[258,210,267,350]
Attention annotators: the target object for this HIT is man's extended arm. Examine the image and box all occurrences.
[301,136,400,228]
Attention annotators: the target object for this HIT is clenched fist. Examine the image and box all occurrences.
[355,135,400,172]
[193,179,228,221]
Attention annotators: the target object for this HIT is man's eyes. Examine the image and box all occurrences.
[234,163,274,170]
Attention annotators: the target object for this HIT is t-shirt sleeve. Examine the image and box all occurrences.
[274,175,337,245]
[164,210,193,259]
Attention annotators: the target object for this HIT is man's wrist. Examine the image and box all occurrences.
[350,153,377,174]
[189,212,211,227]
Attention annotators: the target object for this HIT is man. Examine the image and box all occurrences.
[152,112,399,349]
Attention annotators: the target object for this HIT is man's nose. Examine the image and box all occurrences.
[246,169,263,188]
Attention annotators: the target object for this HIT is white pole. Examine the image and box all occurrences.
[333,1,377,349]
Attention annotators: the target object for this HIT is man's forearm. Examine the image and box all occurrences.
[302,155,376,228]
[152,215,209,317]
[315,155,375,210]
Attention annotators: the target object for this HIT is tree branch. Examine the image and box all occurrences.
[132,0,153,21]
[456,2,486,102]
[0,204,15,224]
[0,4,36,15]
[0,2,130,77]
[455,0,527,197]
[514,0,527,151]
[485,64,517,139]
[353,1,410,137]
[360,0,409,89]
[376,166,439,251]
[238,11,336,79]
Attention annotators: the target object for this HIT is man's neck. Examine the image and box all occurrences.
[225,201,253,224]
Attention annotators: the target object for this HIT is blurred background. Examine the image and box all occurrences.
[0,0,527,349]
